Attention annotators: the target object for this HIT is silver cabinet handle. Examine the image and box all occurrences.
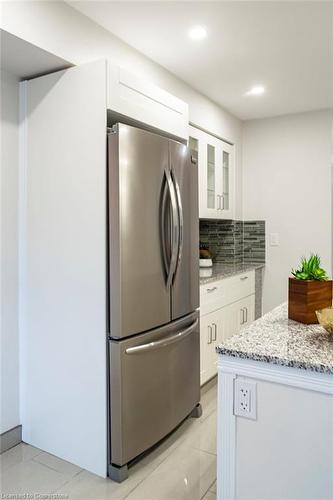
[216,194,221,210]
[212,323,217,341]
[126,319,198,354]
[240,308,245,325]
[208,325,212,344]
[240,276,248,281]
[245,307,248,322]
[206,286,217,293]
[221,194,225,210]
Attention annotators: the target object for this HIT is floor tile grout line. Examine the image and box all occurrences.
[199,476,217,500]
[190,445,217,457]
[123,447,216,500]
[32,455,82,476]
[5,388,218,498]
[0,444,44,475]
[122,459,167,500]
[122,425,196,500]
[51,469,84,495]
[122,406,215,500]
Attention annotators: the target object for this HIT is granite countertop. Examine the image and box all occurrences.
[200,262,264,285]
[216,303,333,374]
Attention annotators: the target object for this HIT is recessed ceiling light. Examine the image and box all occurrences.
[188,25,207,41]
[245,85,265,96]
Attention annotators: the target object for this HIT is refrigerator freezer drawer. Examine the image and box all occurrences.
[109,311,200,467]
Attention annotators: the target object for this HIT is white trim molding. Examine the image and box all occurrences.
[217,370,236,500]
[218,355,333,395]
[18,80,28,429]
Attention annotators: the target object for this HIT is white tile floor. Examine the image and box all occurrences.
[0,383,217,500]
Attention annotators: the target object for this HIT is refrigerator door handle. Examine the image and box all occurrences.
[171,169,183,280]
[164,168,179,289]
[160,177,170,280]
[125,319,199,355]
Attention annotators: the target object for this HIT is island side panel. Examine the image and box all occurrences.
[217,356,333,500]
[235,379,333,500]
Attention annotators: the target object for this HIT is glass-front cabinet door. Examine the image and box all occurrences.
[189,126,217,218]
[219,141,234,218]
[189,125,234,219]
[206,141,217,211]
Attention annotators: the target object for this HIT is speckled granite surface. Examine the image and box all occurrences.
[216,303,333,374]
[200,263,264,285]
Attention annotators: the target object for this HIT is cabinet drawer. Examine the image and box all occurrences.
[200,271,255,315]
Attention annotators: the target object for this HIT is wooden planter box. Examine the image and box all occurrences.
[288,278,333,324]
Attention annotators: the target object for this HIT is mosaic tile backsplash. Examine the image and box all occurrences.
[199,220,265,265]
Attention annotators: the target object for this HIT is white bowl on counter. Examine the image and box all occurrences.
[200,258,213,268]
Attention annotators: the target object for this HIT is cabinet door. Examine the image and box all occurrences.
[239,294,255,330]
[205,136,221,218]
[200,314,214,385]
[189,126,234,220]
[221,301,242,340]
[188,126,204,218]
[200,310,222,385]
[108,64,189,141]
[219,141,235,219]
[189,126,220,219]
[221,295,255,341]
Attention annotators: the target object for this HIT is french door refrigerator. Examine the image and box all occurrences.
[107,123,200,482]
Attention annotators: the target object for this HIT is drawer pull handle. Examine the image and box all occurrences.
[207,286,217,293]
[240,308,245,324]
[212,323,217,341]
[240,276,248,281]
[208,325,212,344]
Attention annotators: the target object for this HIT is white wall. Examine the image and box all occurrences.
[0,0,243,218]
[242,110,333,313]
[0,70,20,433]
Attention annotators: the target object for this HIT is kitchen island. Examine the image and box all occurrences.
[216,303,333,500]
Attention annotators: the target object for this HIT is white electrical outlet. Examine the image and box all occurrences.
[234,379,257,420]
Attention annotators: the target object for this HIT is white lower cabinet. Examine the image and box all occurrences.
[200,273,255,386]
[200,309,221,384]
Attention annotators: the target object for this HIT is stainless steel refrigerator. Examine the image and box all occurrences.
[107,123,200,482]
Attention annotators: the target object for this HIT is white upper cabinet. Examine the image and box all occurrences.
[107,63,189,141]
[189,125,235,219]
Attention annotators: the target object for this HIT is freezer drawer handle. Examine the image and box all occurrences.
[125,319,199,355]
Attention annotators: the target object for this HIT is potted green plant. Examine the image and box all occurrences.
[288,254,332,324]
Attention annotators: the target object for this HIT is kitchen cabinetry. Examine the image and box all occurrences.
[108,64,189,141]
[200,272,255,385]
[189,125,234,219]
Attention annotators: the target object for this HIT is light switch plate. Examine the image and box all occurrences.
[269,233,280,246]
[234,379,257,420]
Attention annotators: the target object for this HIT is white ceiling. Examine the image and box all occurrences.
[69,1,333,120]
[1,30,72,80]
